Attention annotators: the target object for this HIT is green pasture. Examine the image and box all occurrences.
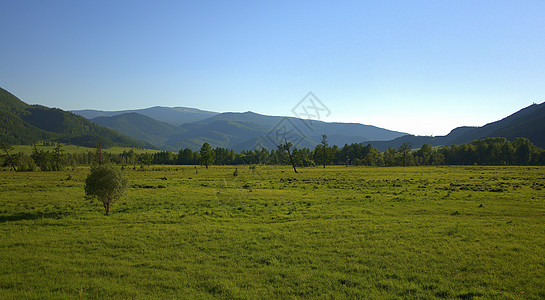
[0,166,544,298]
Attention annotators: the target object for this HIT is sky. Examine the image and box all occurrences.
[1,1,544,136]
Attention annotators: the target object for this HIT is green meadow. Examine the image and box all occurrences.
[1,165,544,298]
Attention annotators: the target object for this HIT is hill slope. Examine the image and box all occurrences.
[365,102,545,150]
[91,113,186,151]
[89,110,407,151]
[0,87,153,148]
[72,106,218,126]
[197,112,408,151]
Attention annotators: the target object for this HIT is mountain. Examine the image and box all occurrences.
[88,110,408,151]
[365,102,545,150]
[192,112,408,151]
[72,106,218,126]
[91,113,186,151]
[0,87,153,148]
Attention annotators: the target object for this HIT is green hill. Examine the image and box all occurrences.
[365,102,545,150]
[0,87,153,148]
[91,113,187,151]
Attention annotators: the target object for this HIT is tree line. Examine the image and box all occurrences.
[2,136,545,171]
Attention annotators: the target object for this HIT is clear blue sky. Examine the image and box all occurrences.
[1,0,544,136]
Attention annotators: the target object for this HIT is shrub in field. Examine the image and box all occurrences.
[84,164,129,215]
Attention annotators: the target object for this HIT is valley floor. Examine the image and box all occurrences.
[1,165,544,298]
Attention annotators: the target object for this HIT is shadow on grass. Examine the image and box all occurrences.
[0,211,68,223]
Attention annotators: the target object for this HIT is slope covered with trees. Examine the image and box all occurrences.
[0,87,153,148]
[91,113,186,151]
[365,102,545,150]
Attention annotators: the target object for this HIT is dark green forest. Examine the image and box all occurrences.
[2,136,544,172]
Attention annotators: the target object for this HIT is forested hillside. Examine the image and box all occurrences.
[0,88,153,148]
[365,102,545,150]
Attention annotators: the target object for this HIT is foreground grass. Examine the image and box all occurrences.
[0,165,544,298]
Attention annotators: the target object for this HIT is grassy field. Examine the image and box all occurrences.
[0,165,544,298]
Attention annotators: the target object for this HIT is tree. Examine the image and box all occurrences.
[31,144,51,171]
[177,148,196,165]
[278,140,298,173]
[383,148,397,166]
[314,134,331,168]
[415,144,433,165]
[364,146,383,166]
[53,142,64,171]
[513,137,532,165]
[1,143,17,171]
[200,142,214,168]
[398,142,413,166]
[95,140,104,165]
[84,164,129,215]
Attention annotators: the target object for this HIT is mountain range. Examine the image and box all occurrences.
[364,102,545,150]
[2,86,544,152]
[72,108,408,151]
[73,106,218,126]
[0,88,152,148]
[76,101,545,152]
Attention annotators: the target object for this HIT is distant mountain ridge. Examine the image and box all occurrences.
[365,102,545,150]
[72,106,218,126]
[90,110,408,151]
[0,88,153,148]
[6,86,542,152]
[91,113,186,151]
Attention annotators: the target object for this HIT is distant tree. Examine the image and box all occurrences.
[140,153,153,166]
[314,134,331,168]
[330,145,341,164]
[364,146,383,166]
[121,149,136,166]
[255,148,269,165]
[513,137,532,165]
[398,142,413,166]
[153,151,174,164]
[177,148,196,165]
[415,144,433,165]
[200,142,214,168]
[430,151,445,165]
[214,147,234,165]
[95,141,104,165]
[278,140,298,173]
[383,148,397,166]
[500,142,514,165]
[1,143,17,171]
[31,144,51,171]
[84,164,129,215]
[53,142,64,171]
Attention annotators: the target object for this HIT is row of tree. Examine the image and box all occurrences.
[2,136,545,171]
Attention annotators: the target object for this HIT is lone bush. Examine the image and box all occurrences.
[85,164,129,215]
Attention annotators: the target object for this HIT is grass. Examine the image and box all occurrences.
[1,165,544,298]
